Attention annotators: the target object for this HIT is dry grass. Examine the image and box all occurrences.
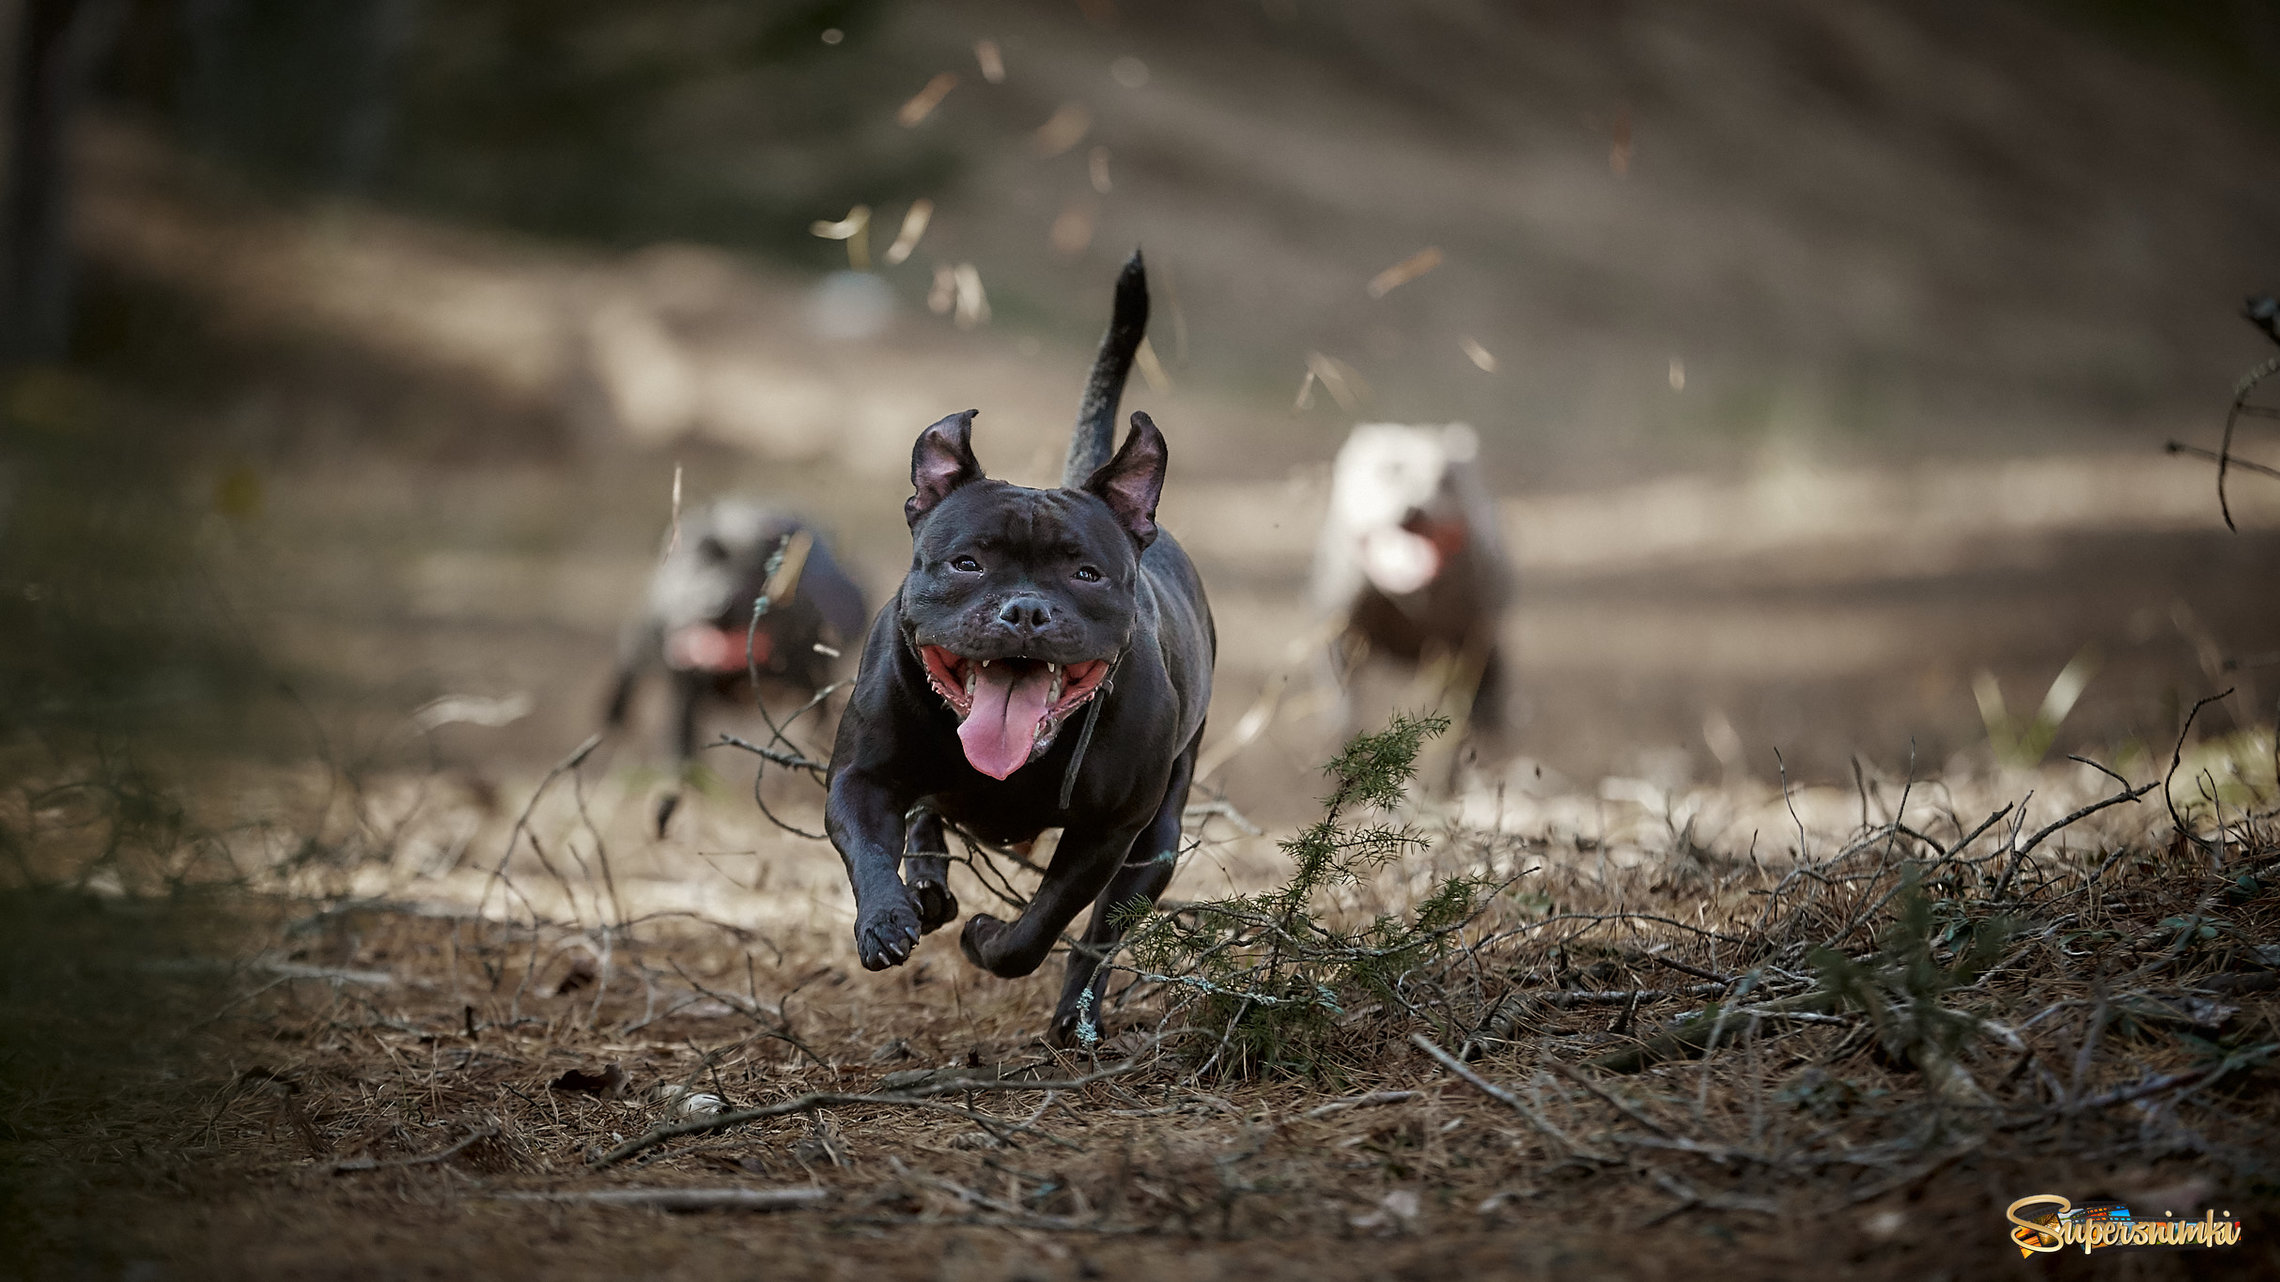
[4,726,2279,1280]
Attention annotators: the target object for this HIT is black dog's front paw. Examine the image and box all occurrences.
[959,914,1007,972]
[1046,1007,1093,1051]
[908,875,959,934]
[855,892,923,970]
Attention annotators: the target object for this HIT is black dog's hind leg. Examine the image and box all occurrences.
[901,805,960,933]
[1048,733,1199,1048]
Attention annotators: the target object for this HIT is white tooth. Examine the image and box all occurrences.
[1048,662,1059,674]
[981,659,991,669]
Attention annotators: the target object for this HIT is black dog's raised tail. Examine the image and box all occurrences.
[1062,249,1150,488]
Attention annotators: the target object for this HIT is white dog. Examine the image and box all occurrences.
[1312,423,1511,741]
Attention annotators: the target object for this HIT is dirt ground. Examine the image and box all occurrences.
[7,744,2279,1282]
[13,10,2280,1269]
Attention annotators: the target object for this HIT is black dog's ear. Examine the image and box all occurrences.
[1082,411,1167,547]
[907,410,983,527]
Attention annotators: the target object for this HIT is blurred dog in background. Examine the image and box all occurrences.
[606,498,868,833]
[1312,423,1512,752]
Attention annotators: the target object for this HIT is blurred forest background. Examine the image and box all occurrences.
[7,0,2280,805]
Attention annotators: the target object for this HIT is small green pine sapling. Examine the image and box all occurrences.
[1115,713,1489,1078]
[1809,871,2017,1102]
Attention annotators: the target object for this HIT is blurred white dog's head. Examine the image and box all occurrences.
[1319,422,1486,597]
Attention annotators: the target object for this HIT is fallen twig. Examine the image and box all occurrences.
[715,733,830,776]
[1637,1170,1780,1229]
[1588,989,1841,1073]
[1607,1132,1795,1169]
[2166,438,2280,488]
[591,1059,1146,1166]
[1302,1090,1419,1119]
[1991,780,2160,900]
[1541,985,1727,1008]
[333,1125,498,1174]
[1553,1062,1670,1137]
[2164,690,2235,850]
[491,1187,829,1212]
[1411,1033,1608,1162]
[480,733,603,921]
[2068,1063,2229,1114]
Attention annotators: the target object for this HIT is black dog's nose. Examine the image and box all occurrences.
[996,595,1053,635]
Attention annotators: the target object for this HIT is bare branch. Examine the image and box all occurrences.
[1410,1033,1608,1162]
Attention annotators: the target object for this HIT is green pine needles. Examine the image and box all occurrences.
[1115,713,1490,1078]
[1807,872,2018,1104]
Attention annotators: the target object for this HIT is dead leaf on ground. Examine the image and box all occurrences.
[550,1063,628,1097]
[878,1063,1018,1092]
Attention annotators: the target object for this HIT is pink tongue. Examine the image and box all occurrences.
[958,664,1057,779]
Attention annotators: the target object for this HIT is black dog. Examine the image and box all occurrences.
[607,499,868,832]
[826,252,1215,1046]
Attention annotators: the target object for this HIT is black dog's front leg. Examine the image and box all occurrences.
[959,820,1145,980]
[1050,737,1198,1047]
[826,769,924,970]
[902,806,959,933]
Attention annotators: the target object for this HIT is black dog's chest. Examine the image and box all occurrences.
[922,747,1077,847]
[932,806,1053,849]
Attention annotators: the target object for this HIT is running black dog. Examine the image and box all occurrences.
[826,252,1215,1046]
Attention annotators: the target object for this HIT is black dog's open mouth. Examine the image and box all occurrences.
[918,647,1111,780]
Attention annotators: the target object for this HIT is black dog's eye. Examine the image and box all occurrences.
[950,555,982,573]
[1073,565,1101,583]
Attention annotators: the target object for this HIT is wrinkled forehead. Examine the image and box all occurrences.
[916,482,1126,556]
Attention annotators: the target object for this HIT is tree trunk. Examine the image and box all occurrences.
[1,0,120,366]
